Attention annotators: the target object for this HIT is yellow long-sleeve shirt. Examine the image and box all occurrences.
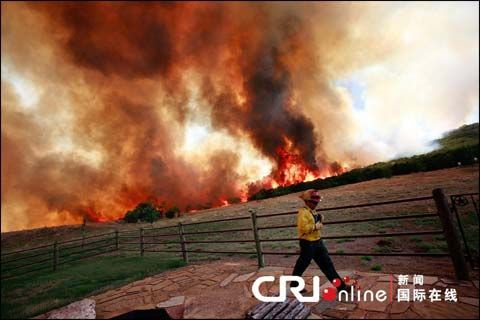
[297,206,324,241]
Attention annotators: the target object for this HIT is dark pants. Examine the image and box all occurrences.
[291,239,347,291]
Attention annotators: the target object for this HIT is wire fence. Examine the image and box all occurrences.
[1,188,478,280]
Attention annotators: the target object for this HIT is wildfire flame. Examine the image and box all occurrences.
[4,2,473,232]
[221,200,230,207]
[274,145,319,186]
[83,208,109,223]
[1,2,354,231]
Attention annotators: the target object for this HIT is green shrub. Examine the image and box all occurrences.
[123,202,160,223]
[165,205,180,219]
[371,264,382,271]
[143,209,159,224]
[124,210,140,223]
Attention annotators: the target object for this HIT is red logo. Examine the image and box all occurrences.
[321,276,359,301]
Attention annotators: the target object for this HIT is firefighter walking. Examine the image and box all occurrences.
[290,189,351,294]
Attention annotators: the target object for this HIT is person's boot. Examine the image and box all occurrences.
[337,284,353,295]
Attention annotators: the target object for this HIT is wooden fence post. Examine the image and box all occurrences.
[140,228,144,257]
[471,195,479,220]
[81,216,86,248]
[450,197,474,269]
[432,188,470,280]
[178,223,189,263]
[53,241,58,271]
[81,227,85,249]
[250,209,265,268]
[115,230,119,251]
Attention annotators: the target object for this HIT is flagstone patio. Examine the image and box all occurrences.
[37,259,479,319]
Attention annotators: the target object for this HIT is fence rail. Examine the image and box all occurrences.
[262,251,452,257]
[259,230,444,242]
[1,250,52,264]
[256,195,434,219]
[1,231,119,279]
[2,189,478,280]
[257,213,439,231]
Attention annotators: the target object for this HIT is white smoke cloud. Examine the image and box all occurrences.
[331,2,479,162]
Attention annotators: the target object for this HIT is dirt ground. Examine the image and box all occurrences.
[2,165,479,280]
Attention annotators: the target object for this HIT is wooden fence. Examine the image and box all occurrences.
[1,188,478,281]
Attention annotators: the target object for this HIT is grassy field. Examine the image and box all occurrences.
[2,165,478,251]
[2,166,478,267]
[1,165,478,318]
[1,253,185,319]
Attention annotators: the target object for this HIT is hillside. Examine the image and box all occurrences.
[436,122,479,149]
[2,165,478,253]
[1,123,478,252]
[249,122,479,201]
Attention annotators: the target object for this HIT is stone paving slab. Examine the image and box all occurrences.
[460,297,479,307]
[156,296,185,308]
[389,301,410,314]
[233,271,256,283]
[219,273,238,287]
[34,299,96,319]
[35,259,480,319]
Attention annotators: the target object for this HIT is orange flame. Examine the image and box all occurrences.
[221,200,230,207]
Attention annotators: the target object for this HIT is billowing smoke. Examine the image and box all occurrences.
[2,2,478,231]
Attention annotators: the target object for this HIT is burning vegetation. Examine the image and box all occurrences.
[2,2,478,231]
[2,2,348,231]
